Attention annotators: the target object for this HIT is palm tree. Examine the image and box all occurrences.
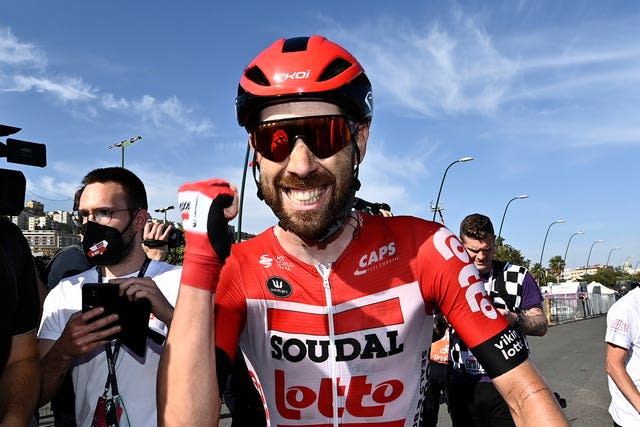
[530,263,544,285]
[549,255,565,282]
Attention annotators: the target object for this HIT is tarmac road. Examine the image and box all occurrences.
[436,315,611,427]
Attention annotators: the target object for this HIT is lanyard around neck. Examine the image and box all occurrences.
[97,257,151,283]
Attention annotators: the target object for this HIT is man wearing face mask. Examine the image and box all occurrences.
[38,167,181,427]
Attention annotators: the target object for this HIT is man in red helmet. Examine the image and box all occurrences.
[158,35,568,427]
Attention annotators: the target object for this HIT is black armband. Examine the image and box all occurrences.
[470,326,528,378]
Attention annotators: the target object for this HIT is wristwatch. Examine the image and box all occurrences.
[514,313,524,331]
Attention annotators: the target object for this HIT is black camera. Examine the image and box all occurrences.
[167,226,185,249]
[0,124,47,215]
[143,223,184,249]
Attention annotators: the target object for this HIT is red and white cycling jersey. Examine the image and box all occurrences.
[215,214,526,427]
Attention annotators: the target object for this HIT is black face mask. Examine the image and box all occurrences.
[82,213,137,266]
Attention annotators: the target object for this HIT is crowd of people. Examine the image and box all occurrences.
[0,34,633,427]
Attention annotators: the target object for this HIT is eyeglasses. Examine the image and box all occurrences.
[72,208,131,226]
[250,115,357,163]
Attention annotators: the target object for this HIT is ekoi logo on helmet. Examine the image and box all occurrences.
[275,70,311,82]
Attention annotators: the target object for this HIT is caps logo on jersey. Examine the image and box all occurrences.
[354,241,397,276]
[267,276,292,298]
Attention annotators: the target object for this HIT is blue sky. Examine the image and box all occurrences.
[2,1,639,270]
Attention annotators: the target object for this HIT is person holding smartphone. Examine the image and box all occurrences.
[38,167,181,427]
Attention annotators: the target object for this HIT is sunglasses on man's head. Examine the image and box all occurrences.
[250,115,358,163]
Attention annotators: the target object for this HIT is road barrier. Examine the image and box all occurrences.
[544,292,616,324]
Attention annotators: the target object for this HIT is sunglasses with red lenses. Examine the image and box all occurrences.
[251,115,357,162]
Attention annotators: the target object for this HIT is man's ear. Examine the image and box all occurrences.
[134,209,148,231]
[356,123,369,163]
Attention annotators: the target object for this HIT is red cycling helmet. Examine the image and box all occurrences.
[235,35,373,129]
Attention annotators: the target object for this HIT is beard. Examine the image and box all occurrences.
[261,166,356,242]
[111,229,138,265]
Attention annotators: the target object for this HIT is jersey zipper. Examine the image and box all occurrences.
[317,263,339,426]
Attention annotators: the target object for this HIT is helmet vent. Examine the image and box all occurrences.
[318,58,352,82]
[245,65,270,87]
[282,37,310,53]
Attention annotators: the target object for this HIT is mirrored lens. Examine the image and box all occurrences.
[252,116,354,162]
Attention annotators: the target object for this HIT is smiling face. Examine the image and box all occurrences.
[253,101,368,242]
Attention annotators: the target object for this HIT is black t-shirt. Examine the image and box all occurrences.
[0,217,40,371]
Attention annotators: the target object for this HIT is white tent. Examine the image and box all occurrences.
[588,281,616,295]
[545,281,582,294]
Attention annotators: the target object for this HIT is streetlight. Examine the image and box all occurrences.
[563,231,584,267]
[155,205,175,223]
[623,256,634,271]
[585,240,604,277]
[538,219,566,268]
[606,247,620,267]
[497,194,528,243]
[108,135,142,167]
[431,156,473,222]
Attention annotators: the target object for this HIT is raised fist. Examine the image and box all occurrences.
[178,179,237,291]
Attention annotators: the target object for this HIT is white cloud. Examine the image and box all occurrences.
[101,94,214,136]
[7,75,97,101]
[0,27,46,68]
[324,10,640,149]
[328,15,517,117]
[1,25,213,137]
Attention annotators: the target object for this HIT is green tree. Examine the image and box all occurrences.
[165,246,184,265]
[494,239,529,268]
[529,263,544,285]
[583,266,628,286]
[548,255,565,281]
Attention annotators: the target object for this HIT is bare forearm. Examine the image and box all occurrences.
[158,286,220,426]
[0,357,40,426]
[38,344,73,406]
[493,360,569,426]
[521,312,548,336]
[606,354,640,412]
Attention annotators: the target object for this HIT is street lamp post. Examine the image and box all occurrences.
[623,256,634,271]
[154,205,175,224]
[606,247,620,267]
[431,156,473,222]
[538,219,566,268]
[585,240,604,277]
[497,194,528,243]
[108,135,142,167]
[562,231,583,281]
[563,231,584,266]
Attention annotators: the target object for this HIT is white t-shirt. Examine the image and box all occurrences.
[605,287,640,426]
[38,260,181,427]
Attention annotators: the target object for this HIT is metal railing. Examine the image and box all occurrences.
[544,292,617,324]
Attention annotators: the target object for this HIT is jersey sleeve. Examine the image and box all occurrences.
[419,225,528,378]
[605,298,633,350]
